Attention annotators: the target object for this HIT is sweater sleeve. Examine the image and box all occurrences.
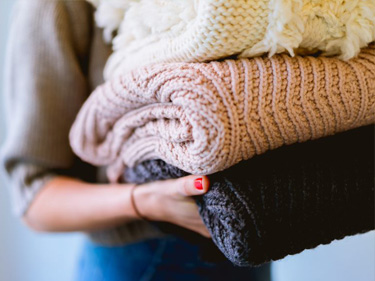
[0,0,94,215]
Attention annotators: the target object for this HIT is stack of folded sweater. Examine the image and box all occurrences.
[70,0,375,266]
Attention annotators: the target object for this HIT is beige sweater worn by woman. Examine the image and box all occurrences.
[1,0,162,245]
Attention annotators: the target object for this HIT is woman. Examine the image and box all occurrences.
[1,1,270,280]
[2,1,373,280]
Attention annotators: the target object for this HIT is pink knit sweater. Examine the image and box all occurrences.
[70,44,375,182]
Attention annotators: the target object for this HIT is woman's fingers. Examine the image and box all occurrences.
[199,228,211,238]
[192,222,211,238]
[175,175,210,197]
[189,225,211,238]
[136,175,212,237]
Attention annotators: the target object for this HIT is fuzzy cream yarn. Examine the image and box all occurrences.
[88,0,375,80]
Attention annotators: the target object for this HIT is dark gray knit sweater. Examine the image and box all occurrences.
[124,125,375,266]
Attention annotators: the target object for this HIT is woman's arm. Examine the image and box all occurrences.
[0,1,209,238]
[24,175,211,237]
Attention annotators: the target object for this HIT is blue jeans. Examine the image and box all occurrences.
[75,236,271,281]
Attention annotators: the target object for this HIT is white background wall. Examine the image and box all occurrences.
[0,1,374,281]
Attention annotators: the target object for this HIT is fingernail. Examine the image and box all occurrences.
[194,178,203,190]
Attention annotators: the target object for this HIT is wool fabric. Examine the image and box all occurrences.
[124,125,375,266]
[70,44,375,182]
[87,0,375,79]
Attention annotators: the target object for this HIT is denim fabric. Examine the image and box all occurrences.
[75,236,271,281]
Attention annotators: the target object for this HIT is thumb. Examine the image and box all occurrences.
[176,175,210,197]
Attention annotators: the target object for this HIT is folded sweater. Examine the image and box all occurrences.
[70,44,375,182]
[124,125,375,266]
[88,0,375,79]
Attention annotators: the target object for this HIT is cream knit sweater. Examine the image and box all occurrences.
[88,0,375,79]
[70,44,375,182]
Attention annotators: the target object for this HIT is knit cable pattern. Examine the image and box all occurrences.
[70,44,375,182]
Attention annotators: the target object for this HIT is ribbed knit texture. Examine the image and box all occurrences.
[124,125,375,266]
[87,0,375,79]
[70,44,375,182]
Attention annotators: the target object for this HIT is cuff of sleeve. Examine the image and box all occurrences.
[4,163,57,217]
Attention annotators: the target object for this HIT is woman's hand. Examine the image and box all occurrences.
[134,176,211,238]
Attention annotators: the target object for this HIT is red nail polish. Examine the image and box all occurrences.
[194,178,203,190]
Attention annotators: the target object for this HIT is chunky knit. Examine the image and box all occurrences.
[88,0,375,78]
[70,44,375,182]
[124,125,375,266]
